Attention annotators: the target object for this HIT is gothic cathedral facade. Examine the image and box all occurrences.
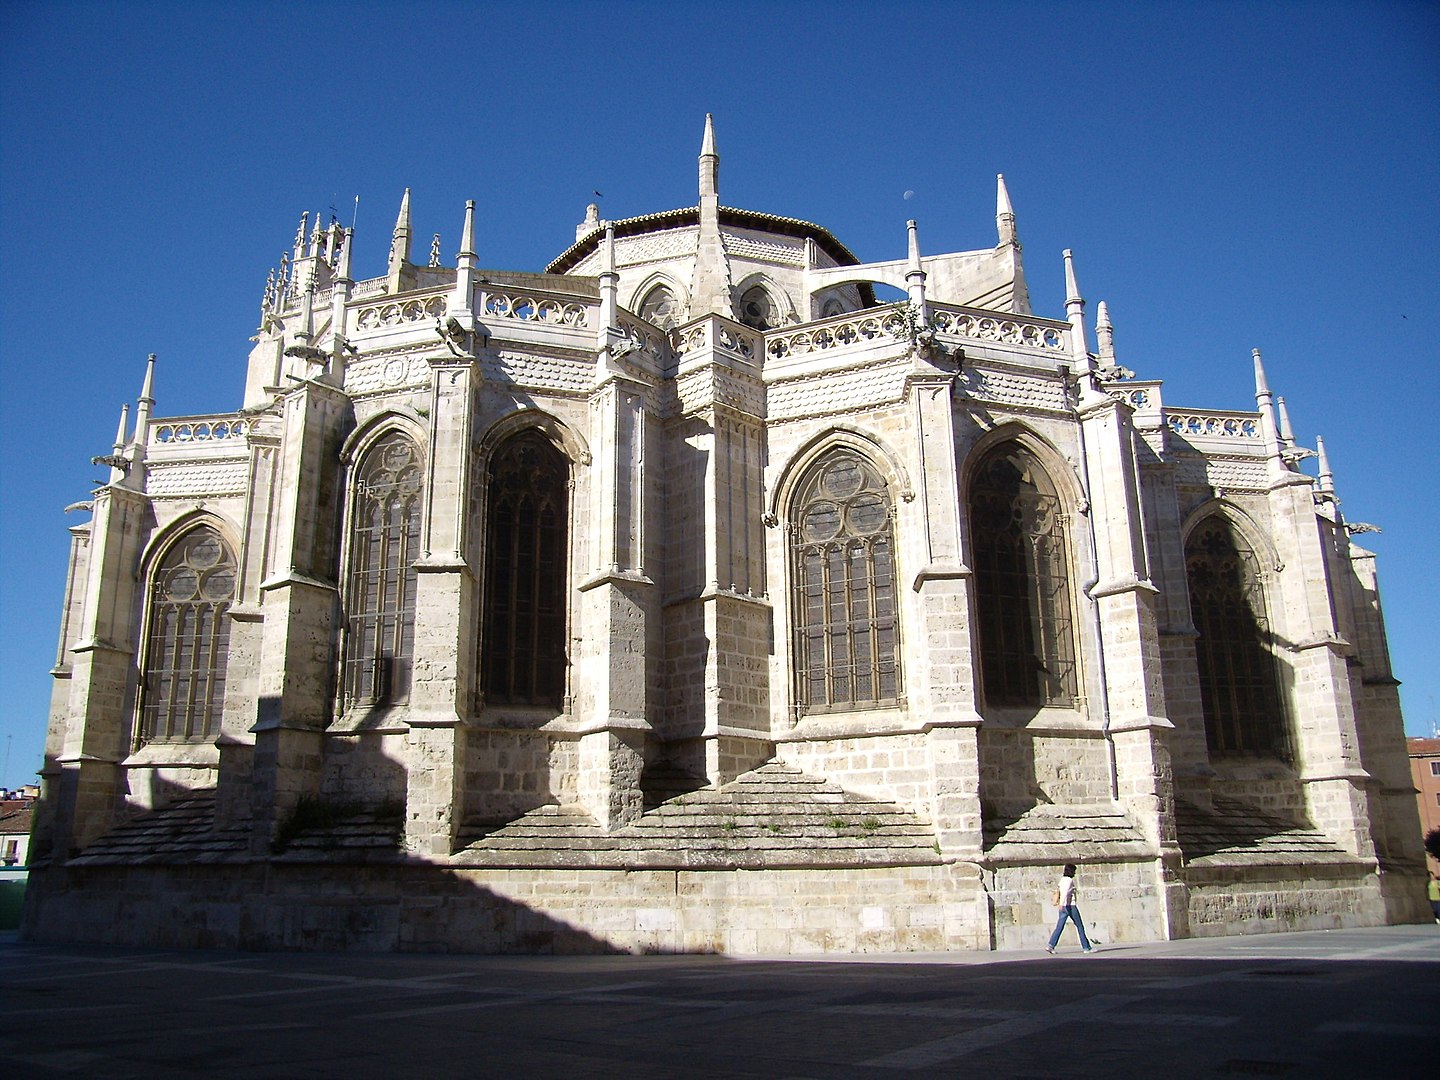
[24,120,1427,953]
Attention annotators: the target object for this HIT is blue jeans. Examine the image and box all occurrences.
[1048,904,1092,950]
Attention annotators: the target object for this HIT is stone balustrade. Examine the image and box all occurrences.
[149,415,253,446]
[480,287,590,329]
[671,316,763,365]
[353,289,450,332]
[928,303,1069,352]
[1165,409,1262,440]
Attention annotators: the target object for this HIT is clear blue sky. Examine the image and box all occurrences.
[1,1,1436,789]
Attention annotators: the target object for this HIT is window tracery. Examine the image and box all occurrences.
[790,449,901,713]
[342,432,422,707]
[481,429,569,707]
[638,284,680,330]
[138,526,236,745]
[1186,516,1289,760]
[969,443,1078,709]
[738,284,778,331]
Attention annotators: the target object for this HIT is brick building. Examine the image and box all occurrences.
[1409,738,1440,875]
[23,119,1428,953]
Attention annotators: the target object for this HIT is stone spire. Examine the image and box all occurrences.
[453,200,477,318]
[1316,434,1336,500]
[328,226,355,379]
[598,221,619,336]
[1095,300,1115,364]
[690,113,735,319]
[112,402,130,453]
[996,173,1017,247]
[994,173,1031,313]
[905,219,928,320]
[1253,348,1287,480]
[387,188,413,291]
[1064,249,1101,403]
[699,112,718,198]
[1276,395,1295,448]
[134,353,156,433]
[292,212,308,261]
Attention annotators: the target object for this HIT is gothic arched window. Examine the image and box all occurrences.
[481,429,569,707]
[970,443,1078,709]
[790,449,901,714]
[343,432,422,707]
[1185,516,1289,760]
[738,284,778,331]
[638,284,680,330]
[138,526,237,745]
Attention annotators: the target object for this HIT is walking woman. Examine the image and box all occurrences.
[1046,863,1094,954]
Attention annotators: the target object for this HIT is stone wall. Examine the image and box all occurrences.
[987,859,1161,950]
[24,860,987,956]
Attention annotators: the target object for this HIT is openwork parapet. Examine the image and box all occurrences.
[481,290,589,328]
[929,307,1066,351]
[152,417,252,444]
[355,292,449,331]
[673,319,763,362]
[1166,411,1261,439]
[767,309,908,360]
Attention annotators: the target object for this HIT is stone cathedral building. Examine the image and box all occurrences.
[24,119,1426,953]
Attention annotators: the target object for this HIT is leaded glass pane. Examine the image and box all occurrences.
[970,444,1078,709]
[343,433,422,707]
[1186,517,1289,760]
[139,526,236,745]
[481,430,569,707]
[790,450,902,714]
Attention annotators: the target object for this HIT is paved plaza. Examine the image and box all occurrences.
[2,925,1435,1078]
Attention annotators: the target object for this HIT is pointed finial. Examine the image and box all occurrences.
[430,233,442,267]
[1316,435,1335,496]
[602,220,616,275]
[451,201,478,318]
[1095,300,1115,362]
[293,212,308,256]
[577,202,600,242]
[1276,396,1295,447]
[1064,249,1083,307]
[459,199,475,260]
[133,353,157,440]
[113,402,130,453]
[1252,347,1271,399]
[336,228,353,280]
[699,113,719,200]
[996,173,1017,247]
[139,353,156,406]
[389,188,412,265]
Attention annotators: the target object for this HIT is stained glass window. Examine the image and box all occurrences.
[970,444,1078,709]
[138,526,237,744]
[1186,516,1290,760]
[481,430,569,707]
[343,433,422,706]
[790,449,901,713]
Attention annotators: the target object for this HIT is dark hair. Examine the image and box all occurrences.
[1063,863,1077,878]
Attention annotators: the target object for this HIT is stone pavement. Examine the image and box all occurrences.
[2,925,1435,1078]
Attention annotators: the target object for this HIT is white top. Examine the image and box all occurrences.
[1057,873,1076,907]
